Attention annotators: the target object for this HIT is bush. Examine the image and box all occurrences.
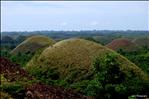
[118,47,149,74]
[0,91,13,99]
[1,49,34,67]
[26,53,149,98]
[1,74,37,99]
[92,53,149,99]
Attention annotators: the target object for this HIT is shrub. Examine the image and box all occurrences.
[91,53,149,99]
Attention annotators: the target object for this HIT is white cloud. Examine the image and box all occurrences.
[60,22,67,26]
[90,21,98,26]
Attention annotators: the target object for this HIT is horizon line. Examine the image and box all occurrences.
[1,29,149,32]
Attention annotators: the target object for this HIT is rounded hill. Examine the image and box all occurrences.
[106,38,138,51]
[26,38,147,81]
[1,36,14,44]
[11,35,55,54]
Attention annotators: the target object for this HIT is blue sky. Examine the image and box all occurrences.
[1,1,149,31]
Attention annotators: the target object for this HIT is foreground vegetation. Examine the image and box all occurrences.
[118,46,149,74]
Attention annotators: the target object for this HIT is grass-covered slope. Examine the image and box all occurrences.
[11,35,55,54]
[26,38,148,81]
[106,38,139,51]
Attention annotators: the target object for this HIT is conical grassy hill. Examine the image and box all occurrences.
[11,35,55,54]
[106,38,139,51]
[26,38,148,81]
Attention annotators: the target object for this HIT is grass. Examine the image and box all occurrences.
[11,35,55,54]
[26,38,148,82]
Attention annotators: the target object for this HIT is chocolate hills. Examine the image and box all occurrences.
[106,38,139,51]
[26,38,148,82]
[11,35,55,54]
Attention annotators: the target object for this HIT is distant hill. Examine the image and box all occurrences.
[1,36,14,44]
[106,38,139,51]
[11,35,55,54]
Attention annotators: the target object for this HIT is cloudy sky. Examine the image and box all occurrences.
[1,1,149,31]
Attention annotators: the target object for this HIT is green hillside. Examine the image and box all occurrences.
[11,35,55,54]
[26,38,148,81]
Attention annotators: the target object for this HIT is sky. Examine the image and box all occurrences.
[1,1,149,32]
